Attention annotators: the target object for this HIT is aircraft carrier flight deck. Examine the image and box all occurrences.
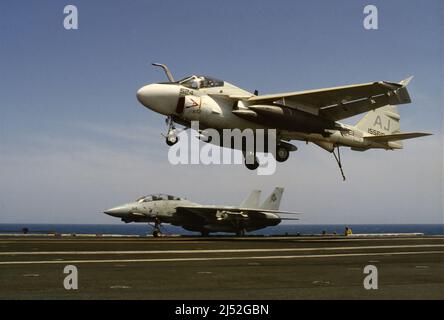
[0,234,443,300]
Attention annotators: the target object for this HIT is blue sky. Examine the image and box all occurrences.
[0,0,442,224]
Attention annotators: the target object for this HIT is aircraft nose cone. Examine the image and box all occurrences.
[136,84,179,116]
[104,205,130,217]
[136,86,149,104]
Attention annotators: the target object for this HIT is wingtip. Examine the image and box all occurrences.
[415,132,433,137]
[400,76,414,87]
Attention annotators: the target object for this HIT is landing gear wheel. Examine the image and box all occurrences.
[166,135,179,146]
[236,229,246,237]
[164,116,179,146]
[276,146,290,163]
[244,153,260,170]
[245,158,259,170]
[151,217,163,238]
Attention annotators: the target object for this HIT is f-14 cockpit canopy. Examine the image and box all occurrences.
[177,75,224,89]
[136,194,184,203]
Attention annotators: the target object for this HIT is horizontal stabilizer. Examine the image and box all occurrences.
[274,211,304,215]
[365,132,432,142]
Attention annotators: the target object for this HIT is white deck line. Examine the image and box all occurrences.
[0,251,442,265]
[1,244,444,256]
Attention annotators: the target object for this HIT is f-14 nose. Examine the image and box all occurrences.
[104,205,130,217]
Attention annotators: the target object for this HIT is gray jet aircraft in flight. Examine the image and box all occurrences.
[136,64,431,179]
[104,188,300,237]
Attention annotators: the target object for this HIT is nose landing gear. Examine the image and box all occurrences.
[163,116,179,146]
[166,134,179,146]
[150,218,163,238]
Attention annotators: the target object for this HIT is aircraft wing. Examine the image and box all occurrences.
[247,77,413,121]
[364,132,432,142]
[176,206,302,221]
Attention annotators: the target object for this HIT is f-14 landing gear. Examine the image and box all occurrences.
[201,229,210,237]
[233,220,247,237]
[163,116,179,146]
[151,218,163,238]
[332,145,346,181]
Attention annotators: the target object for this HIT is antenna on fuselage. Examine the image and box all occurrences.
[152,63,175,83]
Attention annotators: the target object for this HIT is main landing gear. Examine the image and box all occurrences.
[332,145,346,181]
[275,145,291,163]
[233,220,247,237]
[243,151,260,171]
[200,229,210,237]
[243,144,293,171]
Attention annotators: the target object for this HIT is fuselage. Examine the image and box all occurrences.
[104,194,281,234]
[136,77,400,153]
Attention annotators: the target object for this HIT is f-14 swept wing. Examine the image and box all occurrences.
[176,206,302,221]
[175,187,301,222]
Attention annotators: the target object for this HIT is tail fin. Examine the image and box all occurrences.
[260,187,284,210]
[240,190,261,208]
[356,105,401,138]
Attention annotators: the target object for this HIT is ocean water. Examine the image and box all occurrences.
[0,224,442,236]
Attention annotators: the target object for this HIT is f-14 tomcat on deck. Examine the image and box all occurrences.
[104,188,300,237]
[136,64,431,179]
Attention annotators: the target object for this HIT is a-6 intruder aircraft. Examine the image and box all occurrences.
[137,64,431,179]
[104,188,300,237]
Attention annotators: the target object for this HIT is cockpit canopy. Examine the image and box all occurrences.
[178,75,224,89]
[136,194,184,203]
